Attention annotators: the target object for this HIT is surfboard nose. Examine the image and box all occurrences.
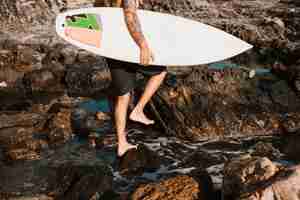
[55,14,66,36]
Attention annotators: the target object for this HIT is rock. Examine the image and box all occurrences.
[283,132,300,162]
[50,162,112,200]
[6,148,42,161]
[0,121,48,161]
[0,42,45,87]
[131,170,214,200]
[23,67,65,93]
[0,112,47,157]
[223,155,300,200]
[44,104,73,147]
[0,142,113,200]
[71,107,112,138]
[65,62,111,97]
[58,45,79,65]
[282,112,300,133]
[150,67,299,140]
[0,0,65,30]
[179,150,225,169]
[70,108,91,136]
[117,144,161,177]
[251,142,281,160]
[0,111,46,129]
[223,155,279,198]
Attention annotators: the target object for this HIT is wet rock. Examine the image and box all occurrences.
[44,104,73,147]
[0,127,38,149]
[0,143,113,200]
[71,108,91,136]
[0,126,48,161]
[65,63,111,97]
[0,112,47,158]
[0,108,73,161]
[223,155,279,198]
[23,68,65,93]
[56,45,79,65]
[150,67,299,140]
[283,132,300,162]
[2,195,54,200]
[6,148,42,161]
[117,144,161,177]
[0,112,46,129]
[131,170,214,200]
[50,162,112,200]
[282,112,300,133]
[71,107,112,137]
[0,0,65,31]
[180,150,225,169]
[223,155,300,200]
[251,142,282,160]
[0,41,47,88]
[201,140,243,152]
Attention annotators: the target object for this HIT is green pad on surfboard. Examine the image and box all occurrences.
[65,14,101,31]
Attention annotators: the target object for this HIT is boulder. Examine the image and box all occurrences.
[223,155,300,200]
[131,170,214,200]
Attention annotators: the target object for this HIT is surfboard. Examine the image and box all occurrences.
[56,7,253,66]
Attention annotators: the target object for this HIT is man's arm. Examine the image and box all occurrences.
[122,0,154,65]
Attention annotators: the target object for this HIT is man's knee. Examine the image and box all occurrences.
[117,92,131,101]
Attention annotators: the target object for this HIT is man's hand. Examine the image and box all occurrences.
[136,0,144,7]
[140,45,154,65]
[123,0,154,65]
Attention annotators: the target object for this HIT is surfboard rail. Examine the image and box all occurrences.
[56,7,253,66]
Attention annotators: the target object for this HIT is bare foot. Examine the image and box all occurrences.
[118,142,137,157]
[129,107,154,125]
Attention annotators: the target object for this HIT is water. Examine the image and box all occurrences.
[208,62,271,75]
[78,98,111,113]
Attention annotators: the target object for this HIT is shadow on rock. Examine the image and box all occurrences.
[48,162,112,200]
[116,144,161,177]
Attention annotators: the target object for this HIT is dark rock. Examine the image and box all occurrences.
[0,120,48,161]
[71,108,91,136]
[282,112,300,133]
[283,132,300,162]
[223,155,300,200]
[0,142,113,200]
[251,141,282,160]
[23,68,65,93]
[50,162,112,200]
[180,150,225,169]
[0,111,46,129]
[71,107,112,138]
[44,105,73,147]
[150,68,299,140]
[223,155,280,199]
[0,0,65,30]
[0,162,55,200]
[6,148,42,161]
[0,112,47,159]
[201,140,243,152]
[117,144,161,177]
[65,63,111,97]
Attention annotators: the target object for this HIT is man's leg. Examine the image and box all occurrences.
[108,59,138,156]
[115,92,137,156]
[129,70,167,125]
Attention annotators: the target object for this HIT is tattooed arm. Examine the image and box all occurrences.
[122,0,154,65]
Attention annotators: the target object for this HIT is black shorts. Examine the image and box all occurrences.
[107,58,167,96]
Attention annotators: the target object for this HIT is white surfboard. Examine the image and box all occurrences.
[56,7,253,66]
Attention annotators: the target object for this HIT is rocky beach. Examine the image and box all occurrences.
[0,0,300,199]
